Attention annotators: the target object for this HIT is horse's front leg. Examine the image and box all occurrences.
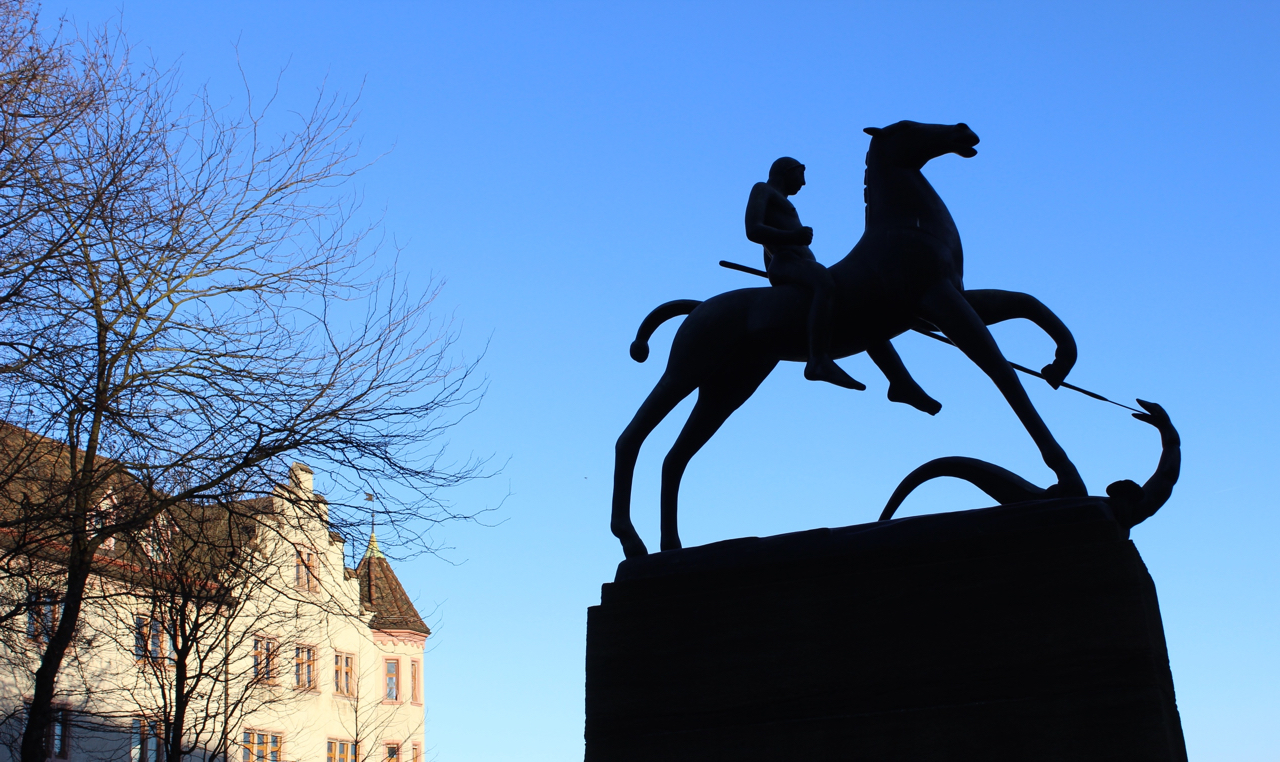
[962,289,1077,388]
[919,282,1086,496]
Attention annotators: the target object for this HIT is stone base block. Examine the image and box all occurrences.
[585,498,1186,762]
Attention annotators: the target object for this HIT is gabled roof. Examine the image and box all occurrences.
[354,532,430,636]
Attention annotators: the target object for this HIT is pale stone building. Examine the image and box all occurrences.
[0,463,430,762]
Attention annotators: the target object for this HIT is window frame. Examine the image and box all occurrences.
[383,658,400,702]
[131,717,162,762]
[384,742,400,762]
[141,514,174,561]
[45,707,71,759]
[252,636,279,684]
[92,489,120,553]
[326,739,359,762]
[293,644,317,690]
[27,591,59,645]
[240,729,283,762]
[410,659,421,705]
[333,650,356,697]
[134,614,166,663]
[293,548,318,592]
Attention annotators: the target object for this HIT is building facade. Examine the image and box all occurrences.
[0,463,430,762]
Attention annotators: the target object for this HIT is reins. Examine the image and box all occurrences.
[717,259,1141,414]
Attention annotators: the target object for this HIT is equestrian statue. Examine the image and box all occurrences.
[612,121,1087,559]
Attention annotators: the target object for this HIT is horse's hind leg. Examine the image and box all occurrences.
[659,363,776,551]
[919,282,1087,496]
[613,375,696,558]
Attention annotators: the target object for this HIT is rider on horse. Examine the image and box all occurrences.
[745,157,864,390]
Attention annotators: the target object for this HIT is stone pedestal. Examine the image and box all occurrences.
[585,498,1186,761]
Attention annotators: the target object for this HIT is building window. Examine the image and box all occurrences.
[327,740,358,762]
[252,637,278,683]
[26,591,59,644]
[384,659,399,701]
[411,744,420,762]
[91,492,118,552]
[410,660,421,703]
[294,645,316,689]
[334,651,355,696]
[131,718,162,762]
[45,708,70,759]
[134,616,165,662]
[385,743,399,762]
[294,550,317,592]
[241,731,281,762]
[141,515,173,561]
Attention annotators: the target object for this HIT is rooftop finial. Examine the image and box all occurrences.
[364,529,384,560]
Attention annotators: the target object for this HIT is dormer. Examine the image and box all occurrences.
[288,461,313,494]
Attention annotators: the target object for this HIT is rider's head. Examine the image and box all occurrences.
[768,157,806,195]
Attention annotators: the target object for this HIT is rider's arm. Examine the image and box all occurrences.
[745,183,811,246]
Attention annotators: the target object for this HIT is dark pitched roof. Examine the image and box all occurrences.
[354,532,430,636]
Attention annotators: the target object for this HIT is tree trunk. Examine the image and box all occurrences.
[19,557,91,762]
[168,653,189,762]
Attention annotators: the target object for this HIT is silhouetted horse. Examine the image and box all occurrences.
[612,121,1085,559]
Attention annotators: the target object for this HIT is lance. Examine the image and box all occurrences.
[717,259,1141,414]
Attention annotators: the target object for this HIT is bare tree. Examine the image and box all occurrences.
[0,0,97,316]
[0,7,486,761]
[81,497,310,762]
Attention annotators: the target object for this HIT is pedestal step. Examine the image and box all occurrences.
[585,498,1186,762]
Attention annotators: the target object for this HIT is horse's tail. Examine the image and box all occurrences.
[630,299,702,362]
[879,456,1047,521]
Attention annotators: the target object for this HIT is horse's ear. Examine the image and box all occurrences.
[863,127,882,136]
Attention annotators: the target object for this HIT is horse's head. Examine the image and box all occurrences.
[863,121,980,170]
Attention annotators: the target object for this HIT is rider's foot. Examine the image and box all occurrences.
[888,381,942,416]
[804,358,866,390]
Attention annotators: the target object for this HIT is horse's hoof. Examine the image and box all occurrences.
[620,536,648,559]
[613,522,649,558]
[1040,361,1068,389]
[1053,473,1088,498]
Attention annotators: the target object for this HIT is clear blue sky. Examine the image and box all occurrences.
[52,2,1279,760]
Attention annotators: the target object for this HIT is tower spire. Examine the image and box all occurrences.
[363,529,384,560]
[363,498,382,606]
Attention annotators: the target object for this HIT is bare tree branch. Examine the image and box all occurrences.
[0,5,488,759]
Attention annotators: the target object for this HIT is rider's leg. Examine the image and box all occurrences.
[769,254,864,390]
[918,281,1086,496]
[867,341,941,415]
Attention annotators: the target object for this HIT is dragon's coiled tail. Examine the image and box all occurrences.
[630,299,702,362]
[879,457,1047,521]
[879,400,1180,531]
